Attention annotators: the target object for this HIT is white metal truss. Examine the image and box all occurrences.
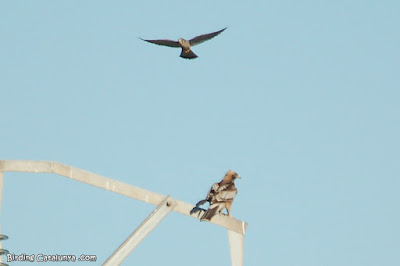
[0,160,248,265]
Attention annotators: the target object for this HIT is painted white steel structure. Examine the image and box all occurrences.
[0,160,247,265]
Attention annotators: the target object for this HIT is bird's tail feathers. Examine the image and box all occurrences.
[200,206,219,222]
[180,49,198,59]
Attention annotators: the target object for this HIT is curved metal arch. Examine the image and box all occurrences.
[0,160,247,266]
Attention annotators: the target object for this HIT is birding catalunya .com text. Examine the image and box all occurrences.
[6,253,97,263]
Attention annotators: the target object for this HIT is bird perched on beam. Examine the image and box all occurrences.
[140,28,227,59]
[190,170,241,222]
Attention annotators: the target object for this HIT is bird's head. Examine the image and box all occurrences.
[225,170,241,181]
[178,38,183,44]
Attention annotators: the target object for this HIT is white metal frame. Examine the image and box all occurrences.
[0,160,248,265]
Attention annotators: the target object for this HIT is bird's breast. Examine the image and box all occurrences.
[179,39,190,49]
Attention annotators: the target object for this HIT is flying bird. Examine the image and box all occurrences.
[140,28,227,59]
[190,170,241,222]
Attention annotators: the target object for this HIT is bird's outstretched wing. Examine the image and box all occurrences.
[140,38,180,48]
[189,28,227,46]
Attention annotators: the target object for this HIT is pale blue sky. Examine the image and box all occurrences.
[1,1,399,265]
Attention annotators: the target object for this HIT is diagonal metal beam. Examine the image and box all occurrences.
[0,160,248,234]
[103,196,176,266]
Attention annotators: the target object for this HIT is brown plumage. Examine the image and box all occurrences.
[190,170,241,222]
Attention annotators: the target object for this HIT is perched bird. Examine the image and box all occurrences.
[140,28,227,59]
[191,170,241,222]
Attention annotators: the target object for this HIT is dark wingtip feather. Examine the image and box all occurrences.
[189,27,228,46]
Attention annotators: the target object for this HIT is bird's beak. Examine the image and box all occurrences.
[236,174,241,179]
